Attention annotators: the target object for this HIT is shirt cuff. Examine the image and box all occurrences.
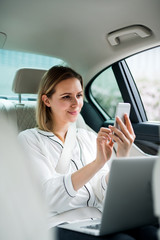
[63,174,77,198]
[101,175,107,191]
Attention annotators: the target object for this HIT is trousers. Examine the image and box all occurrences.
[54,224,158,240]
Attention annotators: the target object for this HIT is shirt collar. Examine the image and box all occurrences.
[37,123,77,146]
[37,128,65,146]
[37,128,54,137]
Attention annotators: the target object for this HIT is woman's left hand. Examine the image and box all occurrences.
[109,114,136,157]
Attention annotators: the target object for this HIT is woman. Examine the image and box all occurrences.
[19,66,157,240]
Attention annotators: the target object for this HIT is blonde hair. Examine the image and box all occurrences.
[36,65,83,131]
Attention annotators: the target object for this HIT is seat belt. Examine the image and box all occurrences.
[55,122,77,174]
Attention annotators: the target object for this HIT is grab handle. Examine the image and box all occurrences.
[107,25,152,46]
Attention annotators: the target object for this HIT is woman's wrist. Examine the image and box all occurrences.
[94,158,105,170]
[116,149,130,158]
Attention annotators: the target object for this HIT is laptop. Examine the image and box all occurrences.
[57,156,158,236]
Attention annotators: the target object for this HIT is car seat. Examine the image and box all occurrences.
[0,114,52,240]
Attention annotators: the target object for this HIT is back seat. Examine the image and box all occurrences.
[0,68,92,133]
[0,67,149,157]
[0,68,45,133]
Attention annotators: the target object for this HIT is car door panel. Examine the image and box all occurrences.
[85,60,160,156]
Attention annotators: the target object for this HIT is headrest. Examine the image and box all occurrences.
[12,68,46,94]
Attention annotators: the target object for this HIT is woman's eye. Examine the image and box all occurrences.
[62,95,70,99]
[62,94,83,100]
[77,94,83,98]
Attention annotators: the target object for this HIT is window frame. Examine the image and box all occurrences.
[85,56,160,155]
[85,67,112,121]
[113,61,147,123]
[85,61,147,124]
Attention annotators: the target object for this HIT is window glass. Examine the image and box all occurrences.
[91,67,123,118]
[126,47,160,122]
[0,49,65,100]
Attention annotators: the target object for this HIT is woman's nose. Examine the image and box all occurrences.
[71,97,78,106]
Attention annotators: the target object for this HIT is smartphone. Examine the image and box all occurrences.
[114,103,131,130]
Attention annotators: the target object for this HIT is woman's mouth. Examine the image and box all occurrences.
[68,111,78,116]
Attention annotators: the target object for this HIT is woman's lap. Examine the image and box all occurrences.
[56,227,134,240]
[125,225,158,240]
[55,225,158,240]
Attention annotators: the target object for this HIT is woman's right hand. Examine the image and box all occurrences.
[96,127,114,168]
[71,127,113,191]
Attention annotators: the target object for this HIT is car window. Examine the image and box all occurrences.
[90,66,123,118]
[0,49,65,100]
[126,47,160,122]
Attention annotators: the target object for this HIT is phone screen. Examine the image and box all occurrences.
[114,103,131,130]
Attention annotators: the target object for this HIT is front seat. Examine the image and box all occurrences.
[0,113,52,240]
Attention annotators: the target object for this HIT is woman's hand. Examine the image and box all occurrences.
[72,127,114,191]
[96,127,114,167]
[109,114,135,157]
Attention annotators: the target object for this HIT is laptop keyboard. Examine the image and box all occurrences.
[81,223,101,230]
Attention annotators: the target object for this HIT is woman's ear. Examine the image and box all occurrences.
[42,95,51,107]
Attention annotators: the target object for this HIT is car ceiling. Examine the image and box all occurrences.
[0,0,160,82]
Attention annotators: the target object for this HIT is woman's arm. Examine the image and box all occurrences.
[72,127,113,191]
[72,115,135,192]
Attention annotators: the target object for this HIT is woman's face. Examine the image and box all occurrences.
[43,77,83,125]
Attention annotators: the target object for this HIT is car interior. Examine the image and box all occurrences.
[0,0,160,239]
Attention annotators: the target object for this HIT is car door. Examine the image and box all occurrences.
[83,47,160,155]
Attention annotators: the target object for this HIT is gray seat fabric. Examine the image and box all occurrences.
[0,99,36,132]
[0,99,18,130]
[15,102,37,132]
